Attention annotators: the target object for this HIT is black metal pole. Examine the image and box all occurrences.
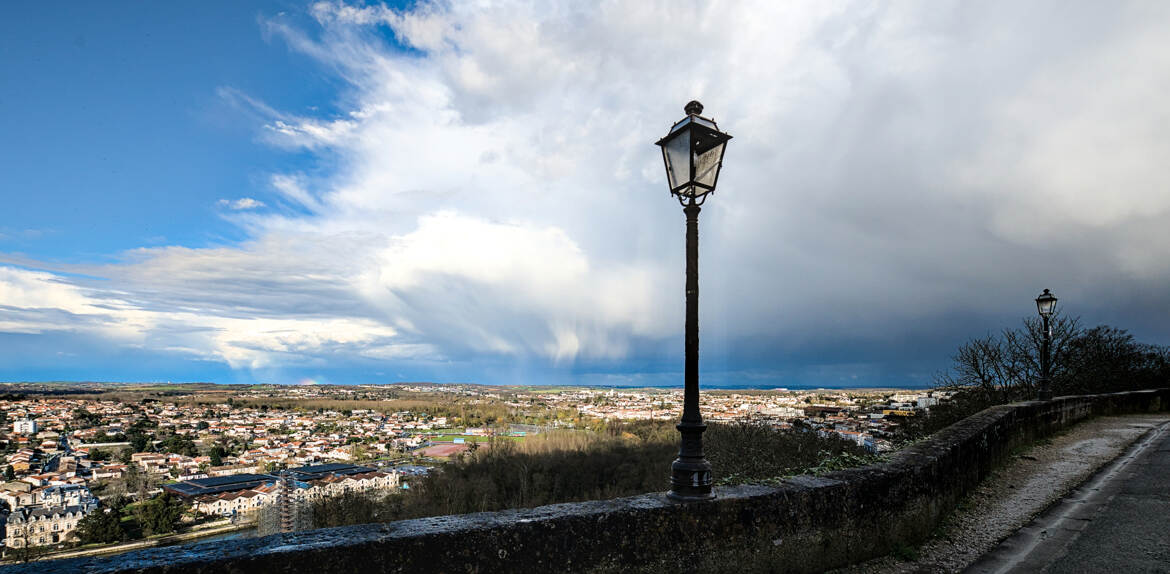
[1038,314,1053,401]
[669,199,714,501]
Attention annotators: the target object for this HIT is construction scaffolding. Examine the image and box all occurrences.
[258,471,313,535]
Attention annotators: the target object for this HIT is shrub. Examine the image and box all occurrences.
[311,421,877,528]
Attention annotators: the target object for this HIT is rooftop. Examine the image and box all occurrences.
[286,463,374,481]
[162,473,276,498]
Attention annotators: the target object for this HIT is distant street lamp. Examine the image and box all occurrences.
[1035,288,1058,401]
[656,100,731,501]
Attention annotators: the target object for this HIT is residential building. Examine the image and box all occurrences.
[5,504,94,547]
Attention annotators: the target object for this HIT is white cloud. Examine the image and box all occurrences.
[268,174,323,212]
[4,1,1170,383]
[0,265,404,371]
[217,197,267,210]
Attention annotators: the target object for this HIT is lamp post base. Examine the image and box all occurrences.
[667,480,715,502]
[668,422,714,502]
[668,462,715,502]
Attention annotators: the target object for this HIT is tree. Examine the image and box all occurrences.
[122,465,153,500]
[128,432,152,453]
[938,314,1169,401]
[196,421,210,431]
[4,465,14,481]
[158,434,197,457]
[935,313,1080,401]
[1059,326,1170,395]
[108,494,129,512]
[76,508,126,544]
[209,446,223,467]
[129,416,158,431]
[72,408,103,428]
[135,492,184,536]
[351,444,369,460]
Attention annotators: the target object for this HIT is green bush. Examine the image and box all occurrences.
[134,492,184,536]
[76,508,126,544]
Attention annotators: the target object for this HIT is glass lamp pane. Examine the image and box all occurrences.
[693,140,725,189]
[1035,290,1057,316]
[662,131,691,191]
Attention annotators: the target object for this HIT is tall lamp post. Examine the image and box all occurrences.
[656,101,731,501]
[1035,288,1058,401]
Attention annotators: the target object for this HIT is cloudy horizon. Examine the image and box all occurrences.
[2,1,1169,388]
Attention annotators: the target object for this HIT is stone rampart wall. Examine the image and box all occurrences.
[18,388,1168,574]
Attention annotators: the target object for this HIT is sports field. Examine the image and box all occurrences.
[418,443,470,457]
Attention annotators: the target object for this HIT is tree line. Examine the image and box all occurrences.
[68,492,186,547]
[934,313,1169,402]
[901,314,1170,440]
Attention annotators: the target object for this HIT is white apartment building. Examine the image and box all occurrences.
[193,470,402,517]
[12,419,37,435]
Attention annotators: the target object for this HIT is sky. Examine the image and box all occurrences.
[2,1,1169,388]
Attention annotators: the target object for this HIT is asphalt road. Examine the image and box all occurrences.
[965,422,1170,574]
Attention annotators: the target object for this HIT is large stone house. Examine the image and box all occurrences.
[5,504,93,547]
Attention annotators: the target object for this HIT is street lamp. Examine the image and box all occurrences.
[1035,288,1058,401]
[656,100,731,502]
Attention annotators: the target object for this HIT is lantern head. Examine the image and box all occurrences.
[1035,288,1057,318]
[656,101,732,203]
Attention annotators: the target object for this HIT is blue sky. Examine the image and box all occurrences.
[2,1,1169,387]
[1,2,337,260]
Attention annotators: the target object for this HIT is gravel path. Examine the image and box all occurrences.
[829,413,1170,574]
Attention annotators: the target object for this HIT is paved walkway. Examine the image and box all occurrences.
[831,414,1170,574]
[965,421,1170,574]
